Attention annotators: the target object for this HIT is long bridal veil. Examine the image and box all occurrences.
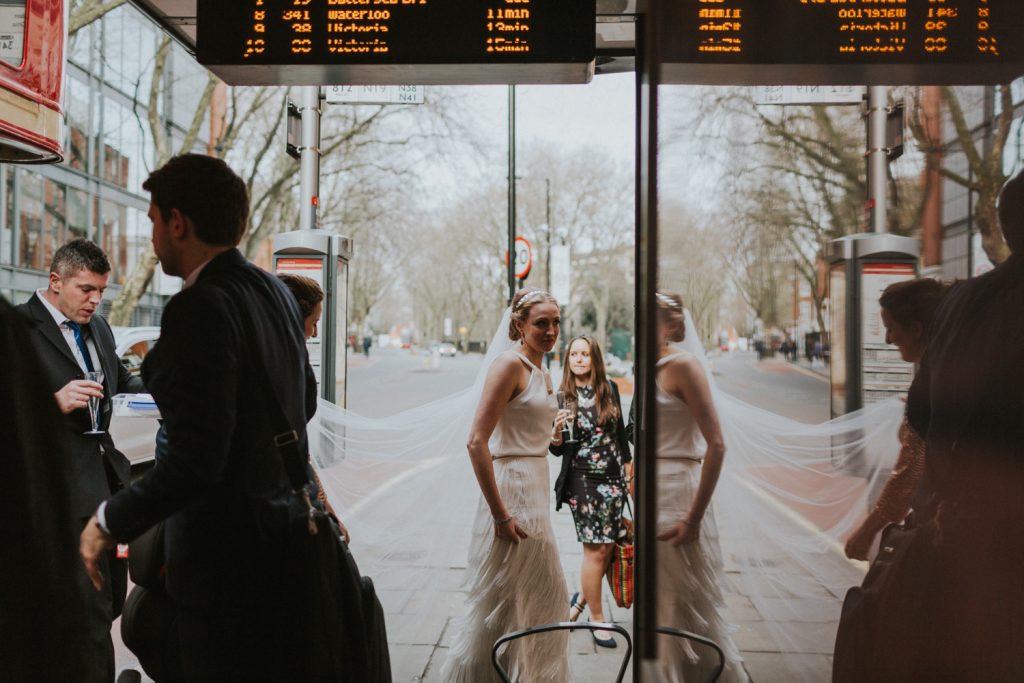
[310,306,904,681]
[307,307,519,676]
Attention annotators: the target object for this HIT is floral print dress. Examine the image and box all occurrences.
[566,385,628,543]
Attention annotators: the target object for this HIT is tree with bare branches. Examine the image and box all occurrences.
[909,84,1019,265]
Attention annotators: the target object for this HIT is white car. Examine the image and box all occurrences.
[110,327,161,468]
[428,341,458,357]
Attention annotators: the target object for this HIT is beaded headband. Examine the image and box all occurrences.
[656,292,682,310]
[513,289,552,311]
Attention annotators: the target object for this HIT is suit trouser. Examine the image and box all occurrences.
[74,519,128,683]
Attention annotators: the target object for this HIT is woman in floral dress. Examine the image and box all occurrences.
[550,335,631,648]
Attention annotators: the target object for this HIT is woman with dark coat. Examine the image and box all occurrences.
[550,335,631,648]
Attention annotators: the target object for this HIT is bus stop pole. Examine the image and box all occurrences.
[299,86,322,231]
[507,85,517,304]
[867,85,887,234]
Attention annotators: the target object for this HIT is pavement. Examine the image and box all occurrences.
[114,347,860,682]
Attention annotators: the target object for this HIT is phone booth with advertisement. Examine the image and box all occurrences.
[272,230,353,406]
[825,233,920,419]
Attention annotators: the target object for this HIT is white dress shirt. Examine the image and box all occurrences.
[35,288,101,373]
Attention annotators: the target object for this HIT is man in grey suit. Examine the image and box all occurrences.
[80,154,317,680]
[18,238,145,683]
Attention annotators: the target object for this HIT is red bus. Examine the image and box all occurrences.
[0,0,63,163]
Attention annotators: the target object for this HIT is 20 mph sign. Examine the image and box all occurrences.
[505,236,532,280]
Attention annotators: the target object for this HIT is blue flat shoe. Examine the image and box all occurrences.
[592,626,617,649]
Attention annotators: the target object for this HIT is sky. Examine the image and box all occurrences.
[417,73,723,213]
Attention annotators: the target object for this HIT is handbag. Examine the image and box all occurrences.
[260,368,392,682]
[833,520,920,683]
[606,497,635,609]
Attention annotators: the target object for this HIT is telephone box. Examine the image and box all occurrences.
[825,233,919,418]
[272,230,353,406]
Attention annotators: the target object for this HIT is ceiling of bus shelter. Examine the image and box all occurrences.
[128,0,639,76]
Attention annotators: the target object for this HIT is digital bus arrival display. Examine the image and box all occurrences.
[196,0,595,86]
[662,0,1024,85]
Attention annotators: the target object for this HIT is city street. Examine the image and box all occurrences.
[116,346,849,682]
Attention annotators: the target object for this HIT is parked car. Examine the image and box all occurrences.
[110,327,161,468]
[431,341,458,357]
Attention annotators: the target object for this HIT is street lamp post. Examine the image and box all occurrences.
[515,176,552,292]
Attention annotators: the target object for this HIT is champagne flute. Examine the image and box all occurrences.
[564,397,578,444]
[555,390,572,443]
[84,370,105,435]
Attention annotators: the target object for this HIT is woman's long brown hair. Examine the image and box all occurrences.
[559,335,620,426]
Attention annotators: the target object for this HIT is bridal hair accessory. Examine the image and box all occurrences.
[656,292,682,310]
[513,289,551,310]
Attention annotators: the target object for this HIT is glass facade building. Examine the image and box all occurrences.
[0,4,211,324]
[940,81,1024,280]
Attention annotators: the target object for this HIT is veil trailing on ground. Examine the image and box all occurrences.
[308,308,518,678]
[311,305,905,680]
[671,309,904,681]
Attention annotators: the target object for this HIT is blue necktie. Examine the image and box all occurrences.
[66,321,96,373]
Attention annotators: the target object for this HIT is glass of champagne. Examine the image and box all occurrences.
[564,398,578,443]
[84,370,105,435]
[556,391,578,445]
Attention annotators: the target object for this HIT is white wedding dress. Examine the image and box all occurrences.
[441,351,570,682]
[655,351,749,683]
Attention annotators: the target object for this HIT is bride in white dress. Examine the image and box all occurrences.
[653,291,749,683]
[441,288,570,682]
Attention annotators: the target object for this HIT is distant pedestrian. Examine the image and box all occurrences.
[551,335,631,649]
[362,334,372,355]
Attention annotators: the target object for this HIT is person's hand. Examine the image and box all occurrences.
[551,409,572,443]
[336,517,351,544]
[54,379,104,414]
[494,515,529,544]
[844,524,877,561]
[658,518,700,546]
[80,515,115,591]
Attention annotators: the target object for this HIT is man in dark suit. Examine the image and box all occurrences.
[80,154,317,680]
[1,296,91,681]
[17,238,144,683]
[874,170,1024,680]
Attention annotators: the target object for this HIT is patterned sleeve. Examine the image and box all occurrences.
[872,418,927,524]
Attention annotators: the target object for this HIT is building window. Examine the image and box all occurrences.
[18,170,43,270]
[68,188,89,241]
[42,178,67,266]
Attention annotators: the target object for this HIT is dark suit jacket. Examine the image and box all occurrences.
[103,249,317,610]
[1,297,91,679]
[549,380,632,510]
[907,253,1024,520]
[18,293,145,520]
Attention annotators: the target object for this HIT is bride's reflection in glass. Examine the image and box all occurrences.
[653,291,749,683]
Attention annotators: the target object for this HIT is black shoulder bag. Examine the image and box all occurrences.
[260,374,391,683]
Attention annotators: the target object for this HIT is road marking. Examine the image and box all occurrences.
[345,457,448,518]
[734,474,867,573]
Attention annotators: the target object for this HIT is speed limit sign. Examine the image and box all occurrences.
[505,236,532,280]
